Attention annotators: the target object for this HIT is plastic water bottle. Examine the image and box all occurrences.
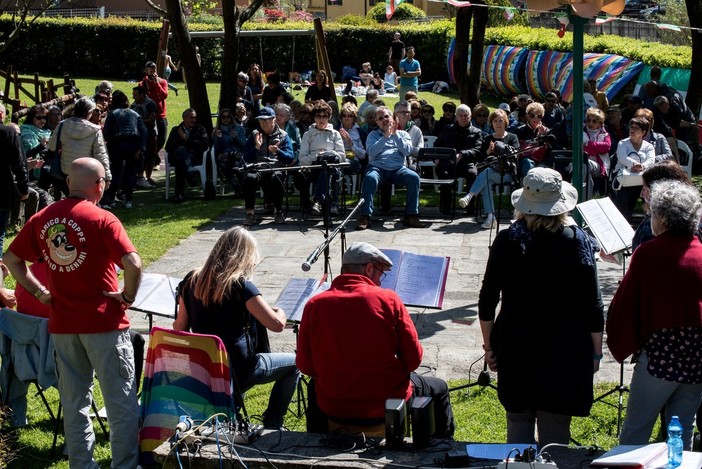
[667,415,683,468]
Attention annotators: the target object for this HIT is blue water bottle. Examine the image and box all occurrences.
[667,415,683,468]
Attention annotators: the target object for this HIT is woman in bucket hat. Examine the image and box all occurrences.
[478,167,604,446]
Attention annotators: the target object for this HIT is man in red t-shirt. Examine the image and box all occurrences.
[4,157,143,468]
[297,242,454,438]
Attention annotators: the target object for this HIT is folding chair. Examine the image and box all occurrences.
[417,147,458,221]
[139,327,236,465]
[164,147,219,200]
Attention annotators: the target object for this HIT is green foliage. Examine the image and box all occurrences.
[334,14,376,26]
[367,2,427,23]
[486,0,529,28]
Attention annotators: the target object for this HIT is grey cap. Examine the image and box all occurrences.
[511,167,578,216]
[343,242,393,269]
[498,103,511,112]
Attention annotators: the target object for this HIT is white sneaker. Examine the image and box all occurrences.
[481,214,496,229]
[458,193,474,209]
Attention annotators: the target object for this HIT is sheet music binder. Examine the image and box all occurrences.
[576,198,635,255]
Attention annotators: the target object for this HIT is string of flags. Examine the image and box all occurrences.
[383,0,700,36]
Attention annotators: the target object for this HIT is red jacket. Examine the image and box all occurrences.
[141,76,168,119]
[297,274,422,420]
[606,233,702,363]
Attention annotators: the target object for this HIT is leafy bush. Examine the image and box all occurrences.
[288,10,313,22]
[335,14,376,26]
[367,2,427,23]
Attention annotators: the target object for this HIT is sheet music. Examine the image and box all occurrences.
[275,277,330,323]
[577,198,635,255]
[380,249,450,309]
[131,273,181,318]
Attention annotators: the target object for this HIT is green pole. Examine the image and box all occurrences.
[570,13,586,207]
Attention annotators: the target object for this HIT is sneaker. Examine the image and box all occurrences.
[136,178,152,189]
[114,192,125,202]
[458,193,474,209]
[356,216,371,230]
[481,214,496,230]
[147,178,157,187]
[124,201,133,209]
[243,212,255,226]
[274,211,285,224]
[311,202,322,216]
[329,204,339,216]
[403,215,425,228]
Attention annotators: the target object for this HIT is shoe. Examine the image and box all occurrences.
[403,215,425,228]
[356,216,371,230]
[136,178,151,189]
[243,212,255,226]
[274,211,285,224]
[481,214,496,229]
[329,204,339,216]
[124,201,133,209]
[147,178,157,187]
[458,193,474,209]
[264,203,275,215]
[311,202,322,216]
[173,194,185,204]
[114,192,125,202]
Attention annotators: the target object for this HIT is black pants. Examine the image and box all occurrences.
[243,171,285,211]
[436,159,478,214]
[169,147,202,198]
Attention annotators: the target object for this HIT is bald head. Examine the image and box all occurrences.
[67,157,106,202]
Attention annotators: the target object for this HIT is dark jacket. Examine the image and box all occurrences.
[436,123,484,164]
[243,125,294,166]
[164,123,210,164]
[1,124,28,210]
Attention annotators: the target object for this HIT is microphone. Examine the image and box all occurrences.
[301,251,317,272]
[536,133,557,145]
[175,415,193,433]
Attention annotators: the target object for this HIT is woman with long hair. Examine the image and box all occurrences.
[173,227,300,428]
[305,70,332,103]
[479,167,604,446]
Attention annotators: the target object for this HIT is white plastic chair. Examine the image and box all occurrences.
[164,147,218,200]
[423,135,437,148]
[676,139,693,179]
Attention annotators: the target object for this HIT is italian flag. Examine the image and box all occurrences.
[386,0,404,20]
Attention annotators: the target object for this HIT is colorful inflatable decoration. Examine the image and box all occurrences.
[526,0,625,18]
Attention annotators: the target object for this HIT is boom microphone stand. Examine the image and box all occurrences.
[450,354,497,393]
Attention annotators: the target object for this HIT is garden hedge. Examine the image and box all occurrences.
[0,15,691,83]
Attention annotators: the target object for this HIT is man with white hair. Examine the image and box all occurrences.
[358,89,379,125]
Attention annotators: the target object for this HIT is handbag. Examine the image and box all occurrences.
[48,122,65,181]
[612,167,643,191]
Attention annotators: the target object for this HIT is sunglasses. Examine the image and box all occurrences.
[378,115,392,121]
[587,118,601,124]
[528,113,543,120]
[34,116,47,120]
[422,110,433,114]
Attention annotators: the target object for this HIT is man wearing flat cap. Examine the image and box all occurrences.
[297,242,455,438]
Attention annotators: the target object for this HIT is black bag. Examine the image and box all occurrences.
[316,150,340,164]
[48,122,65,181]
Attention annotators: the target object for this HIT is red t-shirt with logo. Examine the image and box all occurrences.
[9,198,136,334]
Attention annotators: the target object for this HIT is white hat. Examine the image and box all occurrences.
[511,167,578,216]
[498,103,511,112]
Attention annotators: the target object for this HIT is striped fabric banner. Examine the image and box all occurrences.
[386,0,404,20]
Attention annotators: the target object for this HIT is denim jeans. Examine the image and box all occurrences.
[469,167,513,216]
[240,352,299,428]
[620,351,702,450]
[360,165,420,216]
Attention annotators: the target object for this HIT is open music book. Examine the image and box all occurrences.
[576,197,635,255]
[275,275,330,323]
[131,273,182,319]
[380,249,450,309]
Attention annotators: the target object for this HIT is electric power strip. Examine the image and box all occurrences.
[496,461,558,469]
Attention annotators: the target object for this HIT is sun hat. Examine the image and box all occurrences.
[256,106,276,120]
[342,242,393,269]
[511,167,578,216]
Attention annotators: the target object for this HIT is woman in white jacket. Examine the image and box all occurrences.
[294,101,345,217]
[613,116,655,219]
[48,97,110,200]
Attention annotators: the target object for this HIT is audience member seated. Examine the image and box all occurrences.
[236,71,255,112]
[605,105,628,157]
[360,105,378,135]
[297,241,454,438]
[242,107,294,225]
[607,180,702,450]
[213,108,247,195]
[542,92,565,130]
[384,65,398,93]
[588,77,609,110]
[247,63,265,103]
[643,80,699,144]
[612,116,655,220]
[337,103,367,177]
[297,102,315,137]
[305,70,332,103]
[20,105,52,191]
[174,227,300,428]
[620,94,642,125]
[274,103,301,161]
[433,101,456,137]
[458,109,519,229]
[409,100,422,127]
[357,62,374,87]
[634,108,673,163]
[436,104,483,215]
[164,108,209,203]
[356,106,423,230]
[419,104,436,136]
[261,72,290,108]
[471,104,490,134]
[370,73,385,93]
[578,108,610,190]
[516,102,551,180]
[358,89,379,125]
[294,101,345,217]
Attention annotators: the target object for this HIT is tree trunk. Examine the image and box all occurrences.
[164,0,212,135]
[686,0,702,120]
[467,2,488,108]
[453,5,473,105]
[220,3,241,111]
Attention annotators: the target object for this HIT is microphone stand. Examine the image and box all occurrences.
[302,197,365,274]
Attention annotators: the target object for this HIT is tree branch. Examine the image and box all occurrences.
[143,0,168,17]
[240,0,268,25]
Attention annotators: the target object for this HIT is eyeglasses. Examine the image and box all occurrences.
[369,264,387,282]
[95,176,106,184]
[411,107,420,111]
[528,113,543,120]
[396,111,410,115]
[34,115,47,120]
[315,114,330,119]
[378,114,392,121]
[587,118,601,124]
